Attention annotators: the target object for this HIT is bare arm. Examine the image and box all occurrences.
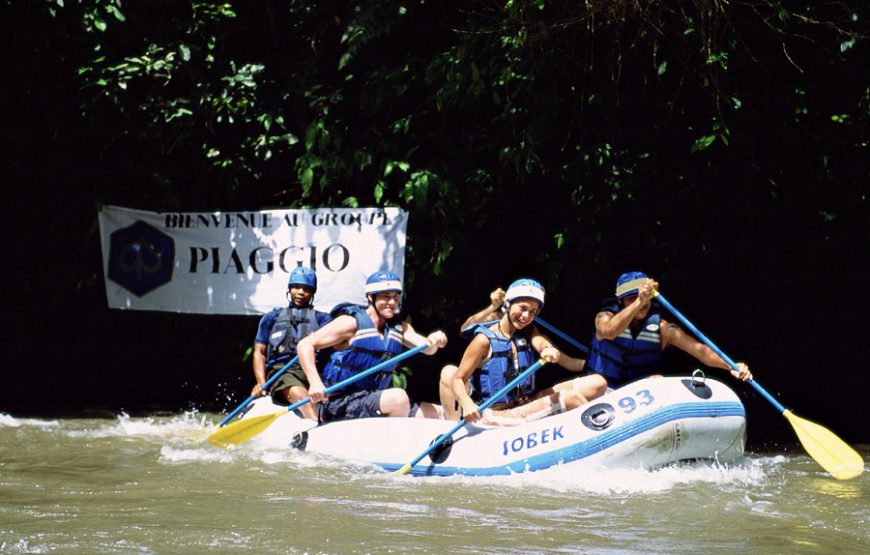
[250,342,268,397]
[595,309,634,340]
[556,353,586,372]
[596,279,658,339]
[402,321,447,355]
[460,288,505,331]
[661,318,753,380]
[452,334,492,423]
[527,324,585,371]
[527,325,560,364]
[296,315,358,402]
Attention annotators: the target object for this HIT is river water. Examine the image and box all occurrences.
[1,412,867,554]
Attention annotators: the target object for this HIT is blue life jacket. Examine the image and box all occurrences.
[265,306,324,367]
[464,321,537,405]
[322,304,404,393]
[587,304,662,387]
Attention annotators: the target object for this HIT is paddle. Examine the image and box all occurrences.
[217,355,298,427]
[654,291,864,480]
[208,342,431,447]
[393,358,547,476]
[535,318,589,354]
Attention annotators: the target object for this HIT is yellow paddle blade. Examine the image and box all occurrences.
[392,464,412,476]
[784,410,864,480]
[207,410,285,448]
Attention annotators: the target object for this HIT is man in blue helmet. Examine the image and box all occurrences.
[296,270,448,421]
[441,278,607,425]
[586,271,752,388]
[251,266,332,420]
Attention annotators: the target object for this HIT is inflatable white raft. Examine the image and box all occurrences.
[234,374,746,477]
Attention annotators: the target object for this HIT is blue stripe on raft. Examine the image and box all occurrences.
[379,401,745,477]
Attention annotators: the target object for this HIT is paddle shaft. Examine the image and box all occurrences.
[656,291,865,480]
[282,342,431,414]
[535,318,589,354]
[397,358,546,474]
[208,343,431,447]
[218,355,298,427]
[654,293,787,413]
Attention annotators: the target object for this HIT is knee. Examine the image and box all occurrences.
[562,390,586,410]
[287,386,308,402]
[440,364,470,393]
[440,364,458,386]
[574,375,607,396]
[385,388,410,404]
[381,388,411,415]
[591,375,608,395]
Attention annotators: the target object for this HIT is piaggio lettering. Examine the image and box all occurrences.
[188,244,350,274]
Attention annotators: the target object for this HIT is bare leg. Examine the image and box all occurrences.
[552,374,608,403]
[499,392,565,422]
[282,386,318,420]
[379,388,412,417]
[414,402,444,419]
[481,380,605,426]
[439,364,468,421]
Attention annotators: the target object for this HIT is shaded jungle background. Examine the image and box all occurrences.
[2,1,867,450]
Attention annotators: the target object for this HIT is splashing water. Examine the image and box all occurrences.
[0,412,866,554]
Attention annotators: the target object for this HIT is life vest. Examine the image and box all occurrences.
[465,321,537,405]
[322,304,404,392]
[265,306,323,366]
[587,304,662,386]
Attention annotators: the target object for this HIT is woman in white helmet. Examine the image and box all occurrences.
[441,278,606,426]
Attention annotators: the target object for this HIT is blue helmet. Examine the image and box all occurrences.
[364,270,403,296]
[615,271,647,299]
[505,278,545,308]
[288,266,317,291]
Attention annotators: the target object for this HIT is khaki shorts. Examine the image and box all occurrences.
[266,363,309,405]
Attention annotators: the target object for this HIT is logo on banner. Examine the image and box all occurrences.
[107,220,175,296]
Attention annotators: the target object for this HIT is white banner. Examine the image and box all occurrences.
[98,205,408,315]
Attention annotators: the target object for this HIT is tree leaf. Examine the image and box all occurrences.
[690,134,717,153]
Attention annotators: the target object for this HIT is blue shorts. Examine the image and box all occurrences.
[321,390,384,422]
[320,390,421,421]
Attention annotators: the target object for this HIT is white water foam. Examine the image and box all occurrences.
[375,454,779,496]
[3,410,791,497]
[61,411,211,440]
[0,414,61,429]
[0,413,20,427]
[195,437,785,496]
[0,539,49,554]
[159,444,238,464]
[157,431,310,466]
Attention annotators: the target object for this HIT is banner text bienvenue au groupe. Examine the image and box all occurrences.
[98,205,408,315]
